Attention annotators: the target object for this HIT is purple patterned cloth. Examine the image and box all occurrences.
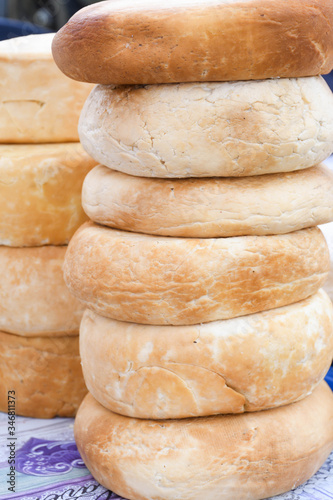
[16,438,86,477]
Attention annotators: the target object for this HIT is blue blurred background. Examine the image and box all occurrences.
[0,0,100,35]
[325,72,333,92]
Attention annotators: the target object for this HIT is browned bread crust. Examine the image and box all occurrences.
[63,223,329,325]
[0,331,87,418]
[52,0,333,85]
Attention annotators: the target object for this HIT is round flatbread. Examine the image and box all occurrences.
[52,0,333,84]
[0,245,84,336]
[0,143,96,246]
[0,33,94,143]
[64,223,329,325]
[80,290,333,419]
[79,78,333,177]
[83,164,333,237]
[75,383,333,500]
[0,331,87,418]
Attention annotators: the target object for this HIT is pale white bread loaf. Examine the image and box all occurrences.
[79,78,333,178]
[0,143,96,246]
[75,383,333,500]
[0,246,84,336]
[83,164,333,237]
[0,33,94,143]
[52,0,333,85]
[80,290,333,419]
[64,223,329,325]
[0,331,87,418]
[320,222,333,301]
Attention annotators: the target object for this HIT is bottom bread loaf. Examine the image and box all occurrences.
[75,382,333,500]
[0,331,87,418]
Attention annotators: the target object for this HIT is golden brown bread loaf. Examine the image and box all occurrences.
[0,246,84,336]
[52,0,333,85]
[75,382,333,500]
[0,143,96,246]
[79,78,333,178]
[0,33,94,143]
[0,331,87,418]
[83,164,333,237]
[80,290,333,419]
[64,223,329,325]
[320,222,333,302]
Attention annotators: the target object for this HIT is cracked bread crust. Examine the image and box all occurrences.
[0,246,85,336]
[0,331,87,418]
[74,383,333,500]
[0,33,94,143]
[0,143,96,246]
[63,222,329,325]
[79,78,333,178]
[52,0,333,85]
[80,290,333,419]
[83,164,333,237]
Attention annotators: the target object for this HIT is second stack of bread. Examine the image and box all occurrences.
[0,33,98,418]
[53,1,333,498]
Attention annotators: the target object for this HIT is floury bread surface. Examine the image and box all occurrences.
[0,331,87,418]
[80,291,333,419]
[52,0,333,84]
[0,246,84,336]
[83,164,333,237]
[79,78,333,178]
[64,223,329,325]
[0,143,96,246]
[75,383,333,500]
[0,33,94,143]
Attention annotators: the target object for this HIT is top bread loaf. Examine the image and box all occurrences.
[52,0,333,85]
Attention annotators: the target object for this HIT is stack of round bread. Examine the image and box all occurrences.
[0,33,97,418]
[53,1,333,498]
